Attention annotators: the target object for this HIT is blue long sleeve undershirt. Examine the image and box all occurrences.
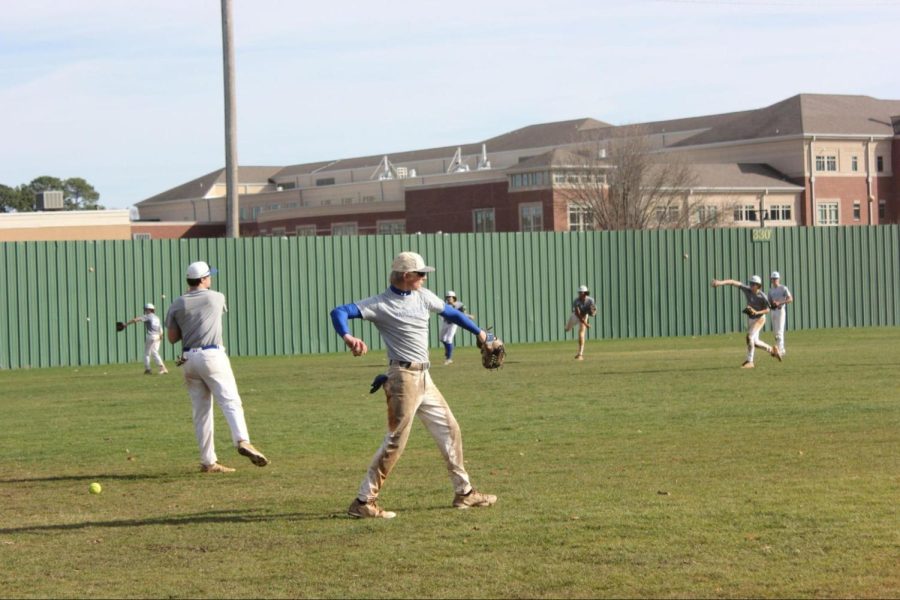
[329,299,481,337]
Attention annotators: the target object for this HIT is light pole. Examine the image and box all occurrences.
[221,0,239,238]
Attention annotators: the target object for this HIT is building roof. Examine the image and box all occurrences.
[690,163,802,189]
[139,166,282,205]
[672,94,900,147]
[512,147,600,170]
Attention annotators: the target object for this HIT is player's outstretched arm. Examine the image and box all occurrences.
[330,303,368,357]
[711,278,741,288]
[440,304,485,342]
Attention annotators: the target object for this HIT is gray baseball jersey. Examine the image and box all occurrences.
[768,284,792,309]
[138,313,162,338]
[356,287,445,363]
[738,284,770,314]
[165,289,228,349]
[572,296,596,315]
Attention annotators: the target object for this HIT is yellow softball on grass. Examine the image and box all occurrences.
[89,482,102,495]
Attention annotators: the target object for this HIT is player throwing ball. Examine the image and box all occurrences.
[711,275,783,368]
[166,261,269,473]
[124,302,168,375]
[330,251,497,519]
[564,285,597,360]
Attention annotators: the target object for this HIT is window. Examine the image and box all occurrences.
[132,233,151,241]
[655,206,680,225]
[294,225,316,236]
[816,155,837,172]
[769,205,792,221]
[733,205,758,222]
[519,203,543,232]
[252,206,262,219]
[331,222,358,235]
[473,208,496,233]
[853,202,861,221]
[568,204,594,231]
[361,195,376,203]
[696,205,718,224]
[816,202,839,226]
[879,200,887,220]
[377,220,405,235]
[851,156,859,172]
[552,172,567,185]
[876,156,884,172]
[272,227,286,236]
[316,177,335,186]
[341,197,354,205]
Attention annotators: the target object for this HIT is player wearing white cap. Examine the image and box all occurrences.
[439,290,474,365]
[564,285,597,360]
[124,303,168,375]
[165,261,269,474]
[331,251,497,519]
[767,271,793,357]
[711,275,783,368]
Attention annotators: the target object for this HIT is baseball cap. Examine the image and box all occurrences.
[144,303,155,311]
[391,251,434,273]
[445,290,456,298]
[749,275,762,285]
[770,271,781,280]
[578,284,589,293]
[186,261,217,279]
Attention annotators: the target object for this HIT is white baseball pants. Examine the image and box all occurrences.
[439,322,459,344]
[770,309,786,355]
[181,348,250,467]
[144,335,164,370]
[746,316,773,363]
[358,366,472,502]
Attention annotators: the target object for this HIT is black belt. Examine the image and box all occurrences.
[184,345,223,351]
[389,360,430,371]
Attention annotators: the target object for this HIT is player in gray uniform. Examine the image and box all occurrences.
[439,290,474,365]
[331,251,497,519]
[767,271,793,357]
[564,285,597,360]
[165,261,269,474]
[125,302,168,375]
[711,275,783,368]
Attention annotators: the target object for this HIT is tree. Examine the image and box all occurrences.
[560,127,722,230]
[0,176,103,212]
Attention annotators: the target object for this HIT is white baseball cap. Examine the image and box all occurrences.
[144,303,155,311]
[578,284,589,293]
[749,275,762,285]
[391,251,434,273]
[445,290,456,298]
[186,261,217,279]
[770,271,781,280]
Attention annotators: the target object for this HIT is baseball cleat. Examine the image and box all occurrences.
[369,373,389,394]
[348,498,396,519]
[237,441,269,467]
[200,462,235,473]
[453,489,497,509]
[740,361,755,369]
[144,369,152,375]
[444,359,453,365]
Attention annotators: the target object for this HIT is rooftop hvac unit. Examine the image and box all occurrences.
[36,190,64,211]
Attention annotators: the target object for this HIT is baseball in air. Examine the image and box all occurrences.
[88,267,94,272]
[89,482,102,494]
[683,253,689,260]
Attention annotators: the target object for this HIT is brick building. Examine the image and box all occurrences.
[134,94,899,237]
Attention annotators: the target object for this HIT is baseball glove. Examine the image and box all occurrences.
[477,333,506,370]
[116,321,127,332]
[588,304,598,317]
[742,306,757,317]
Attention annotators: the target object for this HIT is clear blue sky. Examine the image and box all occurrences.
[2,0,898,209]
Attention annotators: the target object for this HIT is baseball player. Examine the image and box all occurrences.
[439,290,474,365]
[564,285,597,360]
[124,303,168,375]
[711,275,783,368]
[767,271,793,357]
[330,251,497,519]
[165,261,269,474]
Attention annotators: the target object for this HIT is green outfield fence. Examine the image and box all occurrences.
[1,226,898,370]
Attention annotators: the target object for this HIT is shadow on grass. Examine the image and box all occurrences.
[0,508,329,534]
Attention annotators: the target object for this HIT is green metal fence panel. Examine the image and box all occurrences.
[1,226,898,370]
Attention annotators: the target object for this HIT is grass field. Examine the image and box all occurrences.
[1,328,898,598]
